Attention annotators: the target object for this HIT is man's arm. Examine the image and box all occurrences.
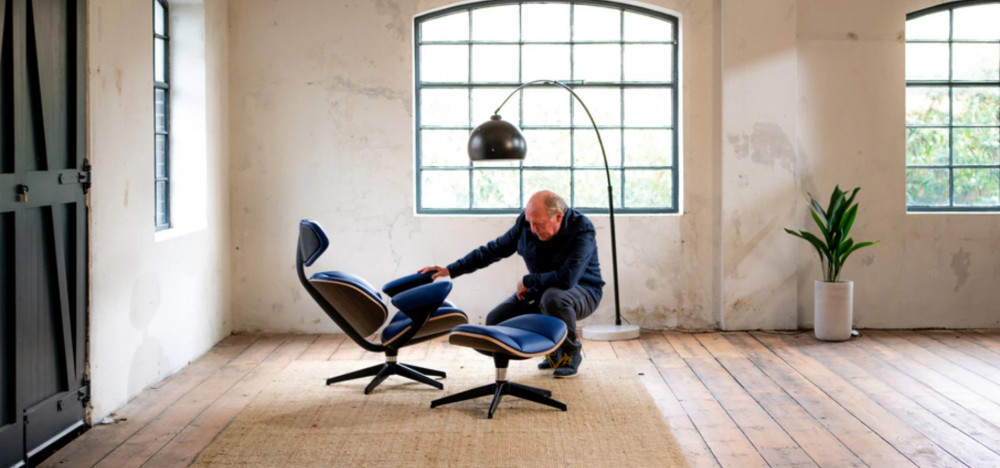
[421,215,523,279]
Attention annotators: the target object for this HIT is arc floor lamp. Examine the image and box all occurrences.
[467,79,640,341]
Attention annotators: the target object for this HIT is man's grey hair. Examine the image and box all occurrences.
[543,192,568,218]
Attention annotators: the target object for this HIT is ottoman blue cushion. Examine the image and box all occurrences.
[450,315,567,358]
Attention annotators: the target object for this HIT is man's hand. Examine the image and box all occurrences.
[418,266,450,279]
[516,280,530,300]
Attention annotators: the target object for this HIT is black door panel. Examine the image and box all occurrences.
[1,0,87,466]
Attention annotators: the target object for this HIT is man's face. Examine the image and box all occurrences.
[525,203,563,241]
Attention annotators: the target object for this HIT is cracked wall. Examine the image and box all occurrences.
[227,0,1000,333]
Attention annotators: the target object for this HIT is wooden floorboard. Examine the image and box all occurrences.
[40,330,1000,467]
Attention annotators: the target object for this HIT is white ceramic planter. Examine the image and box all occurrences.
[814,280,853,341]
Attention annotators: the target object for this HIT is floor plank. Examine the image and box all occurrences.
[752,332,968,467]
[40,330,1000,468]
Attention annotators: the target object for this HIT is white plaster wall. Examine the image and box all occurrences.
[793,0,1000,328]
[87,0,231,421]
[227,0,719,333]
[226,0,999,336]
[720,0,801,330]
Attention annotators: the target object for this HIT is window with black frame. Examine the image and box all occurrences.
[414,1,679,214]
[154,0,171,229]
[905,1,1000,211]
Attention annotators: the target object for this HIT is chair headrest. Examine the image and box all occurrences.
[299,219,330,267]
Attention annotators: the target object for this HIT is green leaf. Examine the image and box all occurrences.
[785,228,830,263]
[841,204,858,240]
[826,185,844,218]
[810,208,831,243]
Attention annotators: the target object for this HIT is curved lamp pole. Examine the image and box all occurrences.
[467,79,640,341]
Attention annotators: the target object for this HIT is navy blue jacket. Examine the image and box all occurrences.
[446,209,604,303]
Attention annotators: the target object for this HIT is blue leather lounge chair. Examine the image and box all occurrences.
[296,219,468,394]
[431,315,569,418]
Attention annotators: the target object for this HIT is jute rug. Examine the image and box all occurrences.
[194,359,687,467]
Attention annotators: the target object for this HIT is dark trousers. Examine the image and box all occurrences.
[485,286,598,357]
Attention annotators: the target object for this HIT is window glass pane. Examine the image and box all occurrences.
[154,0,166,36]
[905,127,949,166]
[154,38,166,82]
[574,44,621,82]
[953,43,1000,81]
[954,168,1000,206]
[623,11,672,42]
[906,168,951,206]
[155,135,168,177]
[574,169,622,208]
[523,45,571,82]
[906,11,949,41]
[573,5,620,41]
[472,5,519,42]
[522,4,570,42]
[625,169,672,208]
[414,3,678,214]
[953,87,1000,125]
[421,130,470,167]
[906,86,949,125]
[624,88,672,127]
[155,181,168,225]
[420,89,468,126]
[573,87,620,127]
[522,129,571,167]
[524,170,571,198]
[471,88,520,125]
[905,43,949,81]
[155,89,167,132]
[624,44,673,82]
[420,45,469,83]
[625,129,673,167]
[953,127,1000,165]
[953,4,1000,40]
[574,129,621,168]
[422,170,470,209]
[523,88,570,126]
[471,45,519,83]
[422,11,468,41]
[473,170,520,208]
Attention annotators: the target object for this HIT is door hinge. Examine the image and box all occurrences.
[80,159,92,194]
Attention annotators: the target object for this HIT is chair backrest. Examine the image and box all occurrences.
[298,220,329,267]
[309,272,388,337]
[296,219,386,348]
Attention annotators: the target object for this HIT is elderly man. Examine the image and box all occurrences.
[420,190,603,377]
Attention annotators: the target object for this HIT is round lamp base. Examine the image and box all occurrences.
[581,324,640,341]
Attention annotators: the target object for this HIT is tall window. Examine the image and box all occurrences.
[415,1,679,214]
[154,0,170,229]
[906,1,1000,211]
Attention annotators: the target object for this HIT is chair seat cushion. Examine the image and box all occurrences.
[448,315,568,358]
[381,306,469,346]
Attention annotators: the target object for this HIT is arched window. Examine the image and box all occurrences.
[414,1,679,214]
[906,1,1000,211]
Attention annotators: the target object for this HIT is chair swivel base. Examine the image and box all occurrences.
[326,357,445,394]
[430,377,566,419]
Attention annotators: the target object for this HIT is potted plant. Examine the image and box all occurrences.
[785,185,878,341]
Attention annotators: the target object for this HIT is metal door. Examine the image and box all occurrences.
[0,0,88,465]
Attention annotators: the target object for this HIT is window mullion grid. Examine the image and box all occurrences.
[518,1,525,210]
[467,12,474,211]
[948,8,956,208]
[617,7,625,210]
[568,2,576,209]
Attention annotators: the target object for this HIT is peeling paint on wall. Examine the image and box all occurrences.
[728,123,796,173]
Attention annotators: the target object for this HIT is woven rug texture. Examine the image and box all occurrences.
[193,359,687,467]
